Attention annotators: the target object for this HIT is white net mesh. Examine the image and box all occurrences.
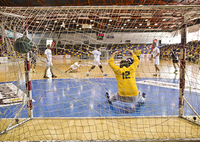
[0,5,200,141]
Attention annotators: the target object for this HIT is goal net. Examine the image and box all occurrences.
[0,5,200,141]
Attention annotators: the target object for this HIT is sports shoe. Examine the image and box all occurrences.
[105,92,112,104]
[65,71,68,73]
[153,74,157,76]
[43,75,49,79]
[52,75,57,78]
[86,73,89,76]
[174,70,178,73]
[103,73,107,76]
[142,92,146,98]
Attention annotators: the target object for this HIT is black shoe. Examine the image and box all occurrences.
[65,71,68,73]
[52,75,57,78]
[142,92,146,98]
[105,92,112,104]
[43,75,49,79]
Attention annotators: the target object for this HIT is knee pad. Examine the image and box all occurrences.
[99,65,102,69]
[91,66,95,69]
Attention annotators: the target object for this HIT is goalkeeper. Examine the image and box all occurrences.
[105,50,146,104]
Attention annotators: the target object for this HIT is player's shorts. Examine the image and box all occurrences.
[153,58,159,65]
[70,65,77,70]
[173,59,179,63]
[93,60,101,66]
[31,60,36,64]
[118,94,139,103]
[45,61,53,67]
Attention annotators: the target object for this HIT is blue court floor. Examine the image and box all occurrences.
[0,77,199,118]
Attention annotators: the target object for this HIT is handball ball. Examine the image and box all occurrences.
[14,36,33,53]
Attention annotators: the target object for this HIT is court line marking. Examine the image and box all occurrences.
[137,80,200,93]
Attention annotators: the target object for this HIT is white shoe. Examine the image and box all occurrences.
[86,73,89,76]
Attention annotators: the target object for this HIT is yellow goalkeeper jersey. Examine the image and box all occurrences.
[108,55,139,97]
[134,50,141,56]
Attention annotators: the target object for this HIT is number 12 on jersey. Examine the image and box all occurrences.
[122,71,130,79]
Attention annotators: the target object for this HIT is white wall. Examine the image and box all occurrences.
[1,24,199,46]
[30,32,175,45]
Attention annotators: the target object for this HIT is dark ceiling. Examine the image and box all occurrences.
[0,1,200,34]
[0,0,200,7]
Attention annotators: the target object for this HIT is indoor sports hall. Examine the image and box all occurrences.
[0,2,200,142]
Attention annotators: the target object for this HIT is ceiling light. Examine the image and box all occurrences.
[108,24,110,25]
[79,28,81,29]
[163,19,166,21]
[36,21,39,23]
[90,20,93,22]
[135,27,137,29]
[149,27,151,28]
[120,16,132,19]
[76,24,79,26]
[61,22,65,27]
[65,28,68,29]
[109,19,112,22]
[52,28,54,30]
[124,24,126,25]
[121,27,124,29]
[139,23,142,26]
[155,23,158,25]
[127,19,130,22]
[145,19,148,21]
[54,21,57,23]
[73,20,76,23]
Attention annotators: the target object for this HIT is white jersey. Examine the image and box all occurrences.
[152,47,160,60]
[92,50,101,62]
[44,48,53,66]
[152,47,160,65]
[44,49,52,62]
[70,62,80,70]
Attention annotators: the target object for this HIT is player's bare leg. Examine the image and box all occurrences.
[65,68,72,73]
[99,65,107,76]
[50,66,57,78]
[86,66,95,76]
[153,65,160,76]
[43,66,49,78]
